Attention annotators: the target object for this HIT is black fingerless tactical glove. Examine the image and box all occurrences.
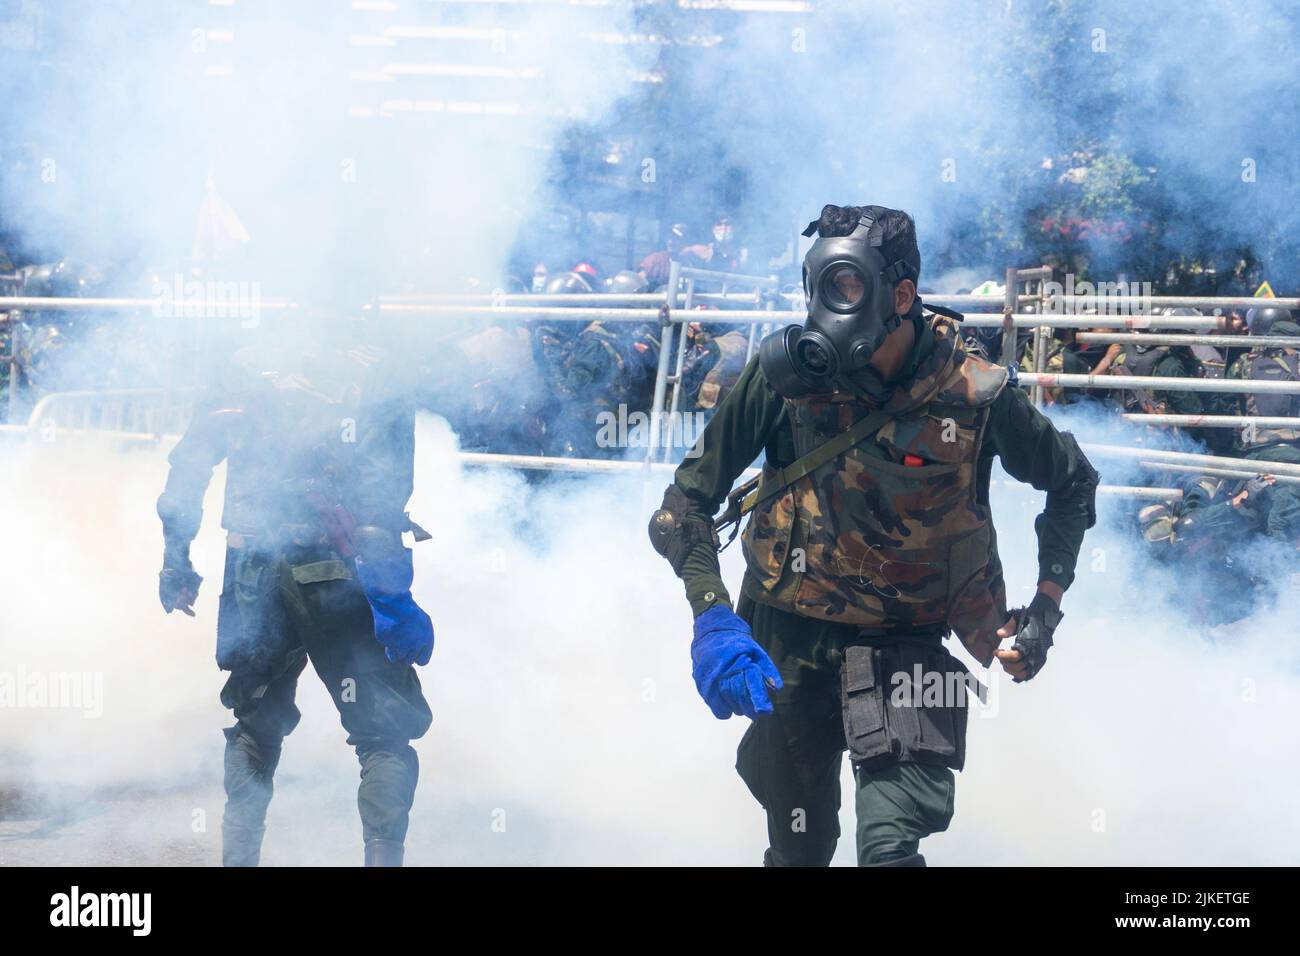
[1007,592,1063,682]
[160,540,202,614]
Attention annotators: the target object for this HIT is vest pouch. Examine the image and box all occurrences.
[888,642,970,772]
[740,462,798,592]
[216,545,293,675]
[1245,352,1300,444]
[279,557,356,631]
[842,641,971,772]
[841,645,894,763]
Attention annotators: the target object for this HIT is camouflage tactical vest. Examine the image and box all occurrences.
[741,317,1011,665]
[1242,348,1300,447]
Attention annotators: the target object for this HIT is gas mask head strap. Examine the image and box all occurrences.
[801,207,884,240]
[802,207,913,287]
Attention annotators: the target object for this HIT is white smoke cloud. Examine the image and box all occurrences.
[2,0,1297,867]
[2,414,1297,865]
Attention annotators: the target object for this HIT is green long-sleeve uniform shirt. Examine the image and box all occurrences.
[666,321,1098,617]
[1148,351,1204,417]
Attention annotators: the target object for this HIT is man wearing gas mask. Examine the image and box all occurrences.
[649,204,1098,866]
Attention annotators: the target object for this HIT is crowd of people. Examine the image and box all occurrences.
[957,302,1300,624]
[6,229,1300,603]
[0,257,177,418]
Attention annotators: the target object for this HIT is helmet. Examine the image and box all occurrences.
[1150,306,1202,344]
[1246,305,1293,336]
[604,270,649,296]
[543,271,595,296]
[759,205,919,401]
[499,275,529,296]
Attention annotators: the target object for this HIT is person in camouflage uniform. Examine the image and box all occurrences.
[680,323,753,414]
[1224,306,1300,545]
[1139,472,1280,623]
[452,321,548,456]
[528,270,603,456]
[1,260,104,417]
[528,269,662,457]
[648,205,1098,866]
[157,316,434,867]
[601,269,662,415]
[555,319,660,457]
[1191,314,1253,457]
[1105,323,1203,432]
[1017,327,1109,406]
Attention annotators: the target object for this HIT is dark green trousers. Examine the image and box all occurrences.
[1244,443,1300,542]
[218,541,432,862]
[735,596,956,867]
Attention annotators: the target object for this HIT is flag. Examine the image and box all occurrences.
[192,174,251,266]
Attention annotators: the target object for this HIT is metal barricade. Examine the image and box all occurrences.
[20,388,194,442]
[6,275,1300,497]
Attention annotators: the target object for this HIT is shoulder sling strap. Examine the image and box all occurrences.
[714,405,895,546]
[743,405,896,514]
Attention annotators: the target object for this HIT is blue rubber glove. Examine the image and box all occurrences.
[355,557,434,667]
[691,605,783,720]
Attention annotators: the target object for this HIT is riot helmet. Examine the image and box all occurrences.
[1246,305,1293,336]
[572,261,600,282]
[604,270,649,296]
[543,271,595,296]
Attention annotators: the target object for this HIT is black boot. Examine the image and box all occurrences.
[364,838,405,867]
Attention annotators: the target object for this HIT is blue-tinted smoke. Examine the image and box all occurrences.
[650,0,1300,287]
[4,2,1296,293]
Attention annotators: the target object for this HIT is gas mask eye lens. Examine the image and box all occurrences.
[821,265,866,311]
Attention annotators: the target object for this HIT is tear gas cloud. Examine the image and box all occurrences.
[1,0,652,293]
[4,2,1298,288]
[1,1,1298,865]
[703,0,1300,283]
[2,412,1298,864]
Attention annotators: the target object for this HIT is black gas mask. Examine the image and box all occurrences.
[761,207,920,402]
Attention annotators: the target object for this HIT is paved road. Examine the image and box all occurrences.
[0,783,218,866]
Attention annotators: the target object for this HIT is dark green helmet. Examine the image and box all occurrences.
[604,270,648,296]
[543,271,595,296]
[1246,305,1294,336]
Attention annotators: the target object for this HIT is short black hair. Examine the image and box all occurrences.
[811,204,921,286]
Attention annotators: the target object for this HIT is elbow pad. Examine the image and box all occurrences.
[648,485,720,576]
